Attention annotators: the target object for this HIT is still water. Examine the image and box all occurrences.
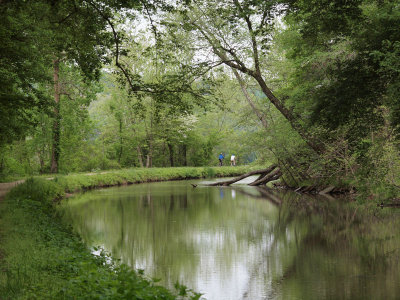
[61,179,400,300]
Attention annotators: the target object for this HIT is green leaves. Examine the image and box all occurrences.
[0,0,141,147]
[286,0,363,42]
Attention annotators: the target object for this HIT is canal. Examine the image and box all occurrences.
[61,179,400,299]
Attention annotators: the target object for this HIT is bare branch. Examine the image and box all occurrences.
[232,69,268,129]
[190,21,257,77]
[233,0,261,76]
[86,1,140,94]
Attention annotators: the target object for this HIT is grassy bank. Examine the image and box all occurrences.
[51,165,254,193]
[0,166,254,299]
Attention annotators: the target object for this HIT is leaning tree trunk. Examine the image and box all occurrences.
[248,168,281,186]
[206,165,278,186]
[254,74,322,154]
[50,58,60,174]
[192,16,323,155]
[232,69,268,129]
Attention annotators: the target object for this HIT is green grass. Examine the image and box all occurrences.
[50,166,254,193]
[0,166,255,299]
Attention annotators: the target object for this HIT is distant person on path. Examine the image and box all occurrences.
[230,154,236,166]
[218,153,224,166]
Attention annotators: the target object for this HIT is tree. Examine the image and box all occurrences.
[0,1,53,145]
[280,0,400,141]
[0,0,142,172]
[163,0,322,153]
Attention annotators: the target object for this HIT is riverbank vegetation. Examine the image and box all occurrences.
[48,165,255,193]
[2,0,400,202]
[0,165,253,299]
[0,179,199,299]
[1,0,400,295]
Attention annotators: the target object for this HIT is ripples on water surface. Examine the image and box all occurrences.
[61,179,400,299]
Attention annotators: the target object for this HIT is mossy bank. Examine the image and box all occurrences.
[0,166,254,299]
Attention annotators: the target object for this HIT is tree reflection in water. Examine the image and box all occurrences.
[61,181,400,300]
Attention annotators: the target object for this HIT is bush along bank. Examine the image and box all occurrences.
[0,166,254,299]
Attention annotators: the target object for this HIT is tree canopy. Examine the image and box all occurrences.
[2,0,400,200]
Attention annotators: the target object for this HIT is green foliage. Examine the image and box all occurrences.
[0,0,114,145]
[0,144,29,180]
[281,0,400,136]
[0,1,52,144]
[248,0,400,197]
[173,282,202,299]
[204,167,216,178]
[0,0,274,178]
[286,0,363,42]
[7,178,64,204]
[353,120,400,202]
[2,0,399,200]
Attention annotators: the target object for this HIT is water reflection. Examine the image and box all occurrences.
[61,181,400,300]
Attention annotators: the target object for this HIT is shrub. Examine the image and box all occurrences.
[7,178,64,204]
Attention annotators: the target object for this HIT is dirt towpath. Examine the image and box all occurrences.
[0,180,25,201]
[0,172,111,201]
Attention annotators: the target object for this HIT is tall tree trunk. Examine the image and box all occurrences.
[118,117,123,164]
[167,142,174,167]
[50,58,60,173]
[254,74,322,153]
[137,145,144,167]
[38,151,45,174]
[148,142,153,167]
[0,147,4,174]
[162,142,167,167]
[182,144,187,166]
[145,112,153,168]
[146,139,153,168]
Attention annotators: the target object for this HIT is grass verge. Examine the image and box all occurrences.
[0,166,255,299]
[51,166,254,193]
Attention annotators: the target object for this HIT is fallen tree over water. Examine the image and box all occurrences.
[206,165,281,186]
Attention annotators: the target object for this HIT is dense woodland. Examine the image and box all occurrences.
[1,0,400,200]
